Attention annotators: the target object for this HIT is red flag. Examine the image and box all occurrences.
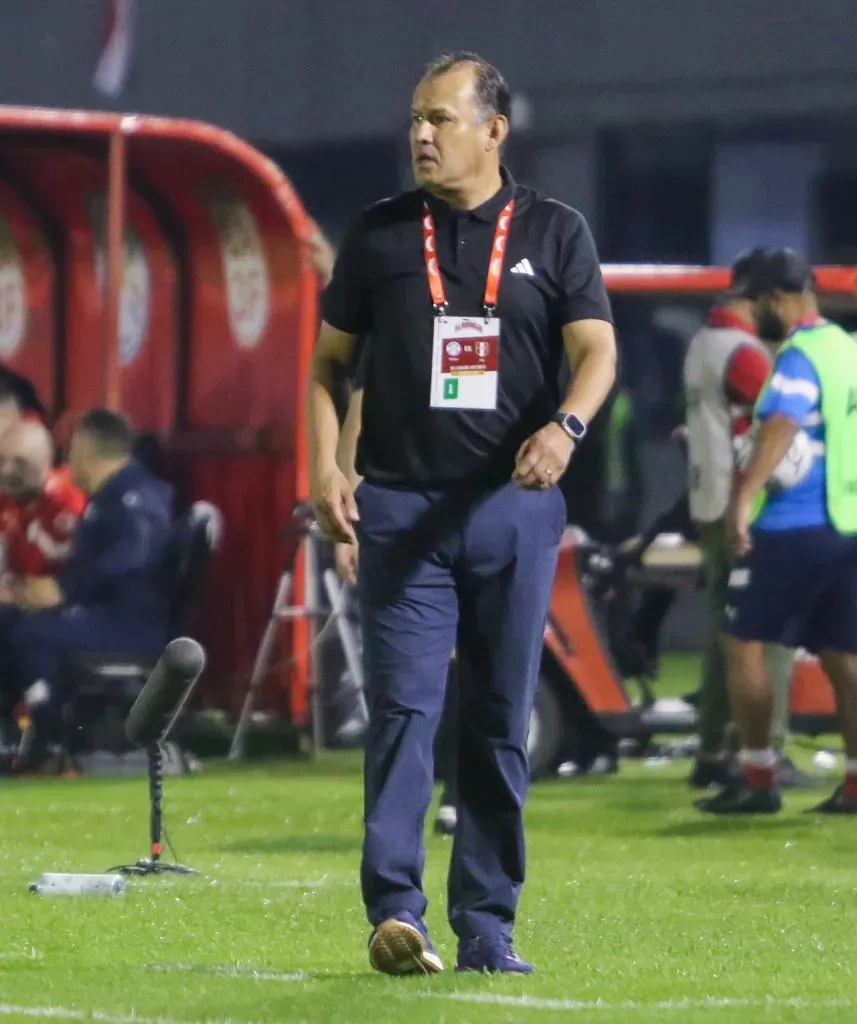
[93,0,137,98]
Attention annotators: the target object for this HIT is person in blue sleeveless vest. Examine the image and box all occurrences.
[697,248,857,815]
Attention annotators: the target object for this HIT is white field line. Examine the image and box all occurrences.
[148,963,307,983]
[4,992,857,1024]
[120,875,351,892]
[207,876,352,891]
[0,1007,267,1024]
[417,991,857,1014]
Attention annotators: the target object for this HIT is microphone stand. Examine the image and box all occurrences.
[111,637,207,879]
[109,743,197,876]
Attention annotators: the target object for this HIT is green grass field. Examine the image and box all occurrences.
[0,654,855,1024]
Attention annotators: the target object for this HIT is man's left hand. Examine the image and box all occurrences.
[334,541,359,588]
[513,423,575,489]
[14,576,63,611]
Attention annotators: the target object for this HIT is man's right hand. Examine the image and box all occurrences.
[311,467,359,544]
[728,491,753,558]
[335,541,359,587]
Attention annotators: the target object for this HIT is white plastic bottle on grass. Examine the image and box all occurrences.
[28,873,126,896]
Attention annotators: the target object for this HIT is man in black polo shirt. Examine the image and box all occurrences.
[308,52,616,976]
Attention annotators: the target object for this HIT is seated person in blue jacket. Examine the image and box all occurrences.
[0,408,174,768]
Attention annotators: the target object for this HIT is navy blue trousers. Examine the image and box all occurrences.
[6,607,164,687]
[0,606,22,713]
[4,607,164,732]
[356,479,565,940]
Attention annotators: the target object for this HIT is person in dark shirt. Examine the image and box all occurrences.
[308,52,616,975]
[1,408,174,765]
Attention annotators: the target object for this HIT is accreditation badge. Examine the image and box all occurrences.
[429,316,500,410]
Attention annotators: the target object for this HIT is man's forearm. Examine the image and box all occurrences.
[738,415,798,501]
[307,324,359,486]
[336,388,364,490]
[560,343,617,423]
[308,372,342,483]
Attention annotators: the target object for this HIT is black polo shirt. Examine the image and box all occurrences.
[323,168,612,487]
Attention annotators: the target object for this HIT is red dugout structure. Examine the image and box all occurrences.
[0,106,318,727]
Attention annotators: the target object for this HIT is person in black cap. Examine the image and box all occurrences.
[698,247,857,814]
[682,249,807,791]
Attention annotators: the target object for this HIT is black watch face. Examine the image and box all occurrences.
[565,415,584,437]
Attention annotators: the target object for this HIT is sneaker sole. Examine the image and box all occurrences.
[368,919,444,976]
[455,963,535,975]
[694,787,783,814]
[695,800,782,814]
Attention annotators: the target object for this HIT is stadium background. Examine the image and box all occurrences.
[1,4,857,1022]
[0,0,854,708]
[2,0,857,709]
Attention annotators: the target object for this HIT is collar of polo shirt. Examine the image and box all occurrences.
[423,165,517,222]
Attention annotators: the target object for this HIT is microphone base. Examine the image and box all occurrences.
[110,858,198,877]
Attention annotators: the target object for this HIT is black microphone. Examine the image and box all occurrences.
[125,638,206,747]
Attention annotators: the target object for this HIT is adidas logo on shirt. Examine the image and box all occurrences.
[510,258,535,277]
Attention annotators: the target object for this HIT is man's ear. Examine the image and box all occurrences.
[487,115,509,152]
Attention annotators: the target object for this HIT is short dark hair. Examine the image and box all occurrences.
[0,386,21,409]
[425,51,511,122]
[75,408,134,457]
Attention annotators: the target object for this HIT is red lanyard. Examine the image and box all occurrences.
[421,199,515,317]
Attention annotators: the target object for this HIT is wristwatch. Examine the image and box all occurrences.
[553,412,588,443]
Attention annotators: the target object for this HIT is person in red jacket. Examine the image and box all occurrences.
[0,419,86,762]
[0,420,85,582]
